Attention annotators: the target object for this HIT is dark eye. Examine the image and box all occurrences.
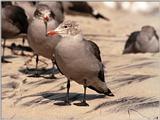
[64,25,68,28]
[35,10,42,16]
[50,12,55,18]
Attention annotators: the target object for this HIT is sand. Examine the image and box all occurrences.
[2,2,160,120]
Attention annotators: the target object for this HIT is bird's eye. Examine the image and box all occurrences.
[36,11,42,16]
[64,25,68,28]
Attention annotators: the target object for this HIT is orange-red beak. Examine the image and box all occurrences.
[44,16,49,22]
[47,30,58,36]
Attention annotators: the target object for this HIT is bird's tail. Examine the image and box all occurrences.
[87,84,114,96]
[92,10,110,21]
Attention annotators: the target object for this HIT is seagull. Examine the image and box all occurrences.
[62,2,110,21]
[123,25,159,54]
[47,20,114,106]
[2,3,28,63]
[27,4,61,77]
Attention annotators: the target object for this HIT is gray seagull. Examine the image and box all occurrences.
[123,25,159,54]
[27,4,61,77]
[47,20,114,106]
[2,3,28,63]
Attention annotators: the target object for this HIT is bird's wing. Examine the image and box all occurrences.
[124,31,140,49]
[2,20,20,38]
[84,39,102,62]
[4,6,28,33]
[68,2,92,14]
[84,39,105,82]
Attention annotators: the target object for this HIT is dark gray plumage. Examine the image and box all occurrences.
[62,2,110,21]
[14,1,36,21]
[2,1,12,8]
[1,3,28,62]
[123,26,159,54]
[47,20,114,106]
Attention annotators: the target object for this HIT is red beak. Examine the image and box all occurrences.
[47,30,58,36]
[44,16,49,22]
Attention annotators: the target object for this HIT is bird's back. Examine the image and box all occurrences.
[136,32,159,53]
[123,31,139,54]
[3,5,28,33]
[2,5,28,39]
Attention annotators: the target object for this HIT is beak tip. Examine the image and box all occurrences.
[44,16,49,22]
[47,31,58,36]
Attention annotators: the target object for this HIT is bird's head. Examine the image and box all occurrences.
[34,4,55,22]
[47,20,81,37]
[141,26,159,41]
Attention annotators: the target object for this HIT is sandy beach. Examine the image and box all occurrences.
[2,2,160,120]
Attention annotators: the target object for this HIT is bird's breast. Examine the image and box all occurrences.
[55,40,100,79]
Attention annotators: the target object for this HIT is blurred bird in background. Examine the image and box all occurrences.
[63,2,110,21]
[123,26,159,54]
[2,2,28,63]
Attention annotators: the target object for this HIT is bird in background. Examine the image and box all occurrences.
[27,3,62,78]
[62,2,110,21]
[47,20,114,106]
[123,25,159,54]
[1,2,28,63]
[14,1,65,77]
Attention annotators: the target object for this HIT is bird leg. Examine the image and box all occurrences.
[74,80,89,106]
[1,39,11,63]
[49,58,57,79]
[34,54,40,77]
[20,37,25,56]
[80,80,89,106]
[24,54,36,67]
[27,54,40,77]
[28,54,40,77]
[64,79,71,105]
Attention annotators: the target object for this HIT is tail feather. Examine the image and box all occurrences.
[88,86,114,96]
[93,13,110,21]
[92,10,110,21]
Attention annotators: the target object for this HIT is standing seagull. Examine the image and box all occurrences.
[27,4,61,77]
[2,3,28,63]
[47,20,114,106]
[123,26,159,54]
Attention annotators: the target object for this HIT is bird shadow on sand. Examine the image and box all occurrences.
[1,55,18,63]
[15,92,106,107]
[5,43,33,53]
[18,67,60,79]
[2,78,65,100]
[87,96,159,113]
[2,55,17,59]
